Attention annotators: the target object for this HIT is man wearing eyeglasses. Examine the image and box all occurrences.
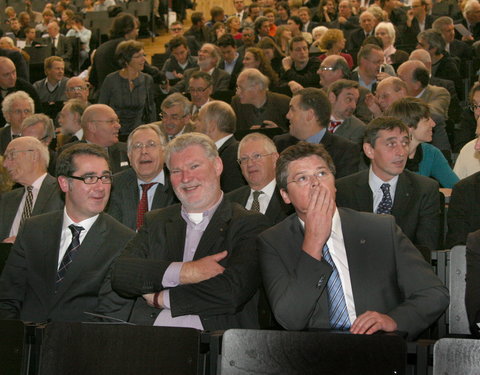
[158,93,194,142]
[0,136,63,243]
[227,132,293,224]
[0,91,35,155]
[107,124,177,231]
[58,104,130,174]
[0,143,134,322]
[65,77,90,104]
[189,71,213,116]
[258,141,449,340]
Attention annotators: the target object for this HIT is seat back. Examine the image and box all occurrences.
[449,245,470,335]
[433,338,480,375]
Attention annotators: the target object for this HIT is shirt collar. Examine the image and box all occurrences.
[137,169,165,186]
[306,128,326,143]
[215,134,233,150]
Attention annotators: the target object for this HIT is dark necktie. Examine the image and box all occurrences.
[136,183,156,230]
[377,183,392,214]
[51,37,56,55]
[20,186,33,226]
[56,224,84,284]
[323,244,350,330]
[328,120,342,133]
[250,190,263,212]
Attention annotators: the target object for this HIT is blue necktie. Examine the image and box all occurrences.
[323,244,350,330]
[56,224,84,285]
[377,183,392,215]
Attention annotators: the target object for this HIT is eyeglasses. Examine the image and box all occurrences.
[131,141,159,151]
[237,153,273,165]
[170,27,182,32]
[66,85,89,92]
[4,149,34,161]
[91,118,120,125]
[10,109,32,115]
[318,66,335,71]
[287,170,331,186]
[470,103,480,111]
[68,174,113,184]
[188,85,211,94]
[159,112,187,121]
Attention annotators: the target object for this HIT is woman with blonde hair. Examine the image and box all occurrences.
[318,28,354,68]
[226,15,242,40]
[274,25,292,55]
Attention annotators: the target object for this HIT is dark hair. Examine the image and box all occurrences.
[385,97,430,129]
[115,40,143,68]
[412,66,430,88]
[109,13,138,39]
[56,143,110,177]
[289,15,303,27]
[189,70,213,85]
[72,15,84,25]
[294,88,331,128]
[276,1,290,16]
[217,33,236,48]
[210,5,225,19]
[254,16,269,34]
[191,11,204,25]
[258,37,286,59]
[169,36,188,50]
[276,142,336,190]
[357,43,383,64]
[289,35,308,51]
[418,29,445,55]
[364,116,409,147]
[362,35,383,48]
[330,56,351,78]
[245,47,279,86]
[328,79,359,97]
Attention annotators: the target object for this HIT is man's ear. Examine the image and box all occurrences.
[328,91,337,105]
[280,188,291,204]
[57,175,70,193]
[363,142,374,160]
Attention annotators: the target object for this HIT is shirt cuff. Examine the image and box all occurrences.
[162,290,171,309]
[162,262,182,288]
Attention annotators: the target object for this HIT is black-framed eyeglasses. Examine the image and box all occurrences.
[469,103,480,111]
[68,174,113,184]
[187,85,211,94]
[159,112,188,121]
[237,153,274,165]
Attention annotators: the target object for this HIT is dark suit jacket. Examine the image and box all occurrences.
[335,169,441,251]
[273,131,360,179]
[258,208,449,340]
[0,48,29,82]
[0,211,134,322]
[96,198,271,330]
[455,18,480,41]
[333,115,365,145]
[218,54,244,91]
[446,171,480,248]
[107,168,178,231]
[89,37,124,90]
[42,35,73,63]
[226,184,293,224]
[0,126,11,156]
[466,229,480,335]
[0,174,64,241]
[231,91,291,131]
[171,67,231,94]
[401,15,435,47]
[218,136,246,193]
[449,39,473,59]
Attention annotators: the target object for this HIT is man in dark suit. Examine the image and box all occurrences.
[188,72,213,116]
[274,88,360,179]
[217,34,244,91]
[401,0,435,47]
[298,6,319,33]
[42,21,73,72]
[0,57,41,128]
[258,141,448,340]
[346,11,376,63]
[454,1,480,41]
[328,0,359,38]
[95,133,271,329]
[231,68,291,131]
[0,144,134,322]
[466,229,480,336]
[0,48,29,82]
[280,37,320,88]
[58,99,87,145]
[107,124,177,231]
[59,104,130,174]
[161,37,198,87]
[171,43,230,94]
[433,16,473,60]
[336,117,441,255]
[227,132,293,224]
[195,101,246,193]
[0,136,64,243]
[326,79,365,145]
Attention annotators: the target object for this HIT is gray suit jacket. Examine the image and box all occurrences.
[420,84,450,121]
[258,208,449,340]
[107,168,177,231]
[0,174,64,240]
[0,211,134,322]
[335,169,441,252]
[333,115,366,145]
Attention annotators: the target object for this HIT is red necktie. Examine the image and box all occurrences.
[328,120,342,133]
[136,183,156,230]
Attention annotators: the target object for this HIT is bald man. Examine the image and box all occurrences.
[65,77,90,103]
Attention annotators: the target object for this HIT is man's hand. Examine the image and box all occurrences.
[365,93,382,117]
[302,183,335,260]
[143,291,165,309]
[2,236,16,244]
[180,250,227,284]
[350,311,398,335]
[172,70,184,79]
[337,16,347,24]
[376,71,390,82]
[288,80,304,94]
[282,56,293,71]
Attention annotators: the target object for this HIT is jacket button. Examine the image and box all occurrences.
[317,275,326,288]
[150,313,157,318]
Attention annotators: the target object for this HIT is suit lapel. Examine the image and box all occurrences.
[392,173,412,220]
[2,189,23,237]
[165,210,187,262]
[354,171,374,211]
[32,175,56,215]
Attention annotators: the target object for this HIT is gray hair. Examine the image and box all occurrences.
[418,29,445,55]
[238,68,270,91]
[127,123,166,152]
[165,132,218,170]
[375,21,396,45]
[200,101,236,134]
[17,136,50,169]
[21,113,55,142]
[432,16,454,33]
[160,92,192,117]
[2,91,34,119]
[238,132,277,158]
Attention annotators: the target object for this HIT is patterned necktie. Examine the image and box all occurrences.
[136,183,156,230]
[377,183,393,214]
[323,244,350,330]
[56,224,84,285]
[20,186,33,226]
[250,190,263,212]
[328,120,342,133]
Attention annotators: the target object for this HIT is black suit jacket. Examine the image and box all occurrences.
[446,171,480,248]
[96,198,271,330]
[89,37,124,90]
[0,48,29,82]
[0,211,134,322]
[0,174,64,241]
[226,184,293,224]
[273,131,360,179]
[466,229,480,335]
[218,136,246,193]
[218,54,244,91]
[0,126,11,155]
[107,168,177,231]
[258,208,449,340]
[401,15,435,47]
[335,169,441,251]
[449,39,473,59]
[41,35,73,63]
